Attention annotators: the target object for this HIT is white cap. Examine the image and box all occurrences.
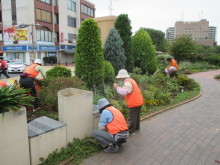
[98,98,110,110]
[116,69,130,78]
[34,59,42,65]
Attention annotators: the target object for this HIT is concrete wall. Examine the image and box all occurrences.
[58,88,93,143]
[0,108,30,165]
[29,126,67,165]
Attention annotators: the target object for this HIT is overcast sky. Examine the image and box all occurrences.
[89,0,220,45]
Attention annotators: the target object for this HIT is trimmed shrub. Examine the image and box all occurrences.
[103,61,115,83]
[75,18,104,87]
[132,29,157,75]
[206,54,220,66]
[104,28,126,74]
[38,77,86,112]
[46,66,71,78]
[48,56,57,64]
[170,35,196,62]
[115,14,134,72]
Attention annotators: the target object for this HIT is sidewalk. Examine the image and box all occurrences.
[81,70,220,165]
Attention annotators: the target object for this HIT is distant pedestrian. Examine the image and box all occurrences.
[93,98,128,153]
[165,58,178,77]
[0,57,10,78]
[19,59,45,111]
[113,69,144,135]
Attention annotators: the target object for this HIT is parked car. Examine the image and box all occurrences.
[7,61,26,73]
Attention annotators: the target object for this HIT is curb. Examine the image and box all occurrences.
[140,91,202,122]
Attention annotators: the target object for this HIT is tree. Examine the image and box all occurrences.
[170,35,196,61]
[141,28,166,52]
[132,29,157,75]
[75,18,104,87]
[115,14,134,72]
[104,28,126,74]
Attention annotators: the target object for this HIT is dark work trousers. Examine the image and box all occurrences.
[0,68,10,78]
[127,106,142,133]
[19,77,38,109]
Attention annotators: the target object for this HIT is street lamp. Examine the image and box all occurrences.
[19,23,40,64]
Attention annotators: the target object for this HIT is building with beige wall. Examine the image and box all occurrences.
[93,16,117,47]
[166,19,217,46]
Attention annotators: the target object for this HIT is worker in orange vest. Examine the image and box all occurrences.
[0,81,10,89]
[113,69,144,135]
[93,98,128,153]
[165,58,178,78]
[19,59,46,111]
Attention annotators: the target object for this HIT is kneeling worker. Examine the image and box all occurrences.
[93,98,129,153]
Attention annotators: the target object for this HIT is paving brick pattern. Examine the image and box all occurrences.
[82,70,220,165]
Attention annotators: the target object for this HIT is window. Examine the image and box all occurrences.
[68,33,76,43]
[36,9,52,23]
[81,4,94,17]
[67,0,76,11]
[37,27,52,42]
[67,16,76,27]
[38,0,51,4]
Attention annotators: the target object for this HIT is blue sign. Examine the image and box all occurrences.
[39,46,58,52]
[60,44,75,50]
[28,46,38,50]
[3,45,28,51]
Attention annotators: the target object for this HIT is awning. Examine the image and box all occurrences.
[61,49,75,54]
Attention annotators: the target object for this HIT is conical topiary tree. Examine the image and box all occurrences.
[132,29,157,75]
[75,18,104,87]
[115,14,134,72]
[104,28,126,74]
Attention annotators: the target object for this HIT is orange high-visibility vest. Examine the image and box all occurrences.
[24,64,39,78]
[170,59,178,70]
[124,78,144,108]
[106,106,128,135]
[0,81,7,88]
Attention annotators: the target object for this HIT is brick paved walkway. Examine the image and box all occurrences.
[82,70,220,165]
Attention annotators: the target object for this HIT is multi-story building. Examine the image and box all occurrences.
[0,0,95,65]
[166,19,217,46]
[166,27,175,41]
[208,26,217,41]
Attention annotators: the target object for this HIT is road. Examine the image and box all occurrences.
[0,72,19,79]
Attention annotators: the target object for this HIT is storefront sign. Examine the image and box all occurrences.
[3,45,28,51]
[39,46,58,52]
[60,44,75,50]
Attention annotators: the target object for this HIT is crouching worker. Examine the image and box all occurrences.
[0,81,10,89]
[93,98,129,153]
[164,66,178,77]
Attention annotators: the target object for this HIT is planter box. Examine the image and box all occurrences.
[93,105,100,130]
[0,108,30,165]
[28,116,67,165]
[58,88,93,143]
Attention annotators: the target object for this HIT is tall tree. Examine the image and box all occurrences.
[75,18,104,87]
[141,28,166,52]
[170,35,196,61]
[115,14,134,72]
[132,29,157,75]
[104,28,126,74]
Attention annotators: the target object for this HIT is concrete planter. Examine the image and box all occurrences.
[58,88,93,143]
[0,108,30,165]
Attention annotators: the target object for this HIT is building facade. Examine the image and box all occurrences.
[166,19,217,46]
[166,27,175,41]
[0,0,95,65]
